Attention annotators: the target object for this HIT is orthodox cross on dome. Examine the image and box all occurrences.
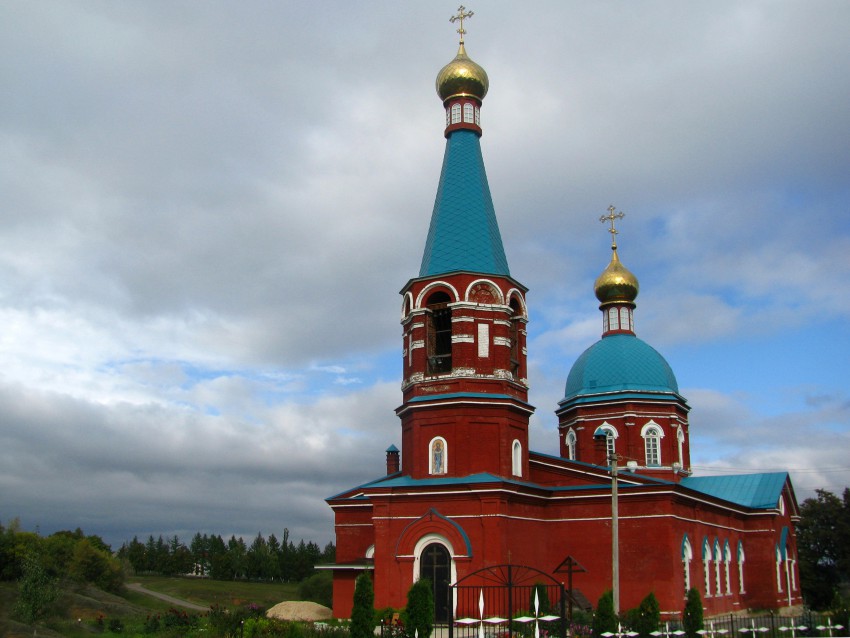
[600,205,625,250]
[450,5,474,44]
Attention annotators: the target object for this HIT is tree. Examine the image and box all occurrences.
[592,590,617,637]
[628,592,660,638]
[350,572,375,638]
[404,578,434,638]
[682,588,703,638]
[13,552,58,624]
[797,488,850,609]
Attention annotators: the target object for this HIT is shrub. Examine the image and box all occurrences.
[404,579,434,638]
[628,592,660,638]
[682,588,703,638]
[108,617,124,632]
[350,573,375,638]
[12,552,58,623]
[592,590,617,637]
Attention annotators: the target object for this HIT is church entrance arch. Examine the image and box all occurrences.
[420,543,451,622]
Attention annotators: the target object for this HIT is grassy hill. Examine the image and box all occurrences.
[0,575,303,637]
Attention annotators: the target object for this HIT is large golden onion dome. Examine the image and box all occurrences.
[436,43,489,103]
[594,248,639,306]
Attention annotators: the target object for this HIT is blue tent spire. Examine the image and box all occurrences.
[419,129,510,277]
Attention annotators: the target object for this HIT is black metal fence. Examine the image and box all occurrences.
[448,564,567,638]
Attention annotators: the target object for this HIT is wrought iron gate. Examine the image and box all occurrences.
[448,564,567,638]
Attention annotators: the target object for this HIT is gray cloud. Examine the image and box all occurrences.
[1,1,848,547]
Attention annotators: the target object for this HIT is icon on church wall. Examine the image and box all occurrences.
[432,439,446,474]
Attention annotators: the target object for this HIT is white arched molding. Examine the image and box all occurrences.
[682,536,693,594]
[565,429,577,461]
[776,546,783,592]
[703,538,712,597]
[429,436,448,475]
[415,281,461,308]
[463,278,504,305]
[737,541,746,594]
[401,292,414,321]
[714,539,722,595]
[641,420,664,466]
[412,533,458,587]
[505,289,528,318]
[365,545,375,559]
[511,440,522,477]
[677,426,685,467]
[597,422,619,458]
[724,541,732,595]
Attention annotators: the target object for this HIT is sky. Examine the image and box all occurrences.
[1,1,849,550]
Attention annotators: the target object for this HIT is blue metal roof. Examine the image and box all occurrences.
[680,472,788,509]
[419,129,510,277]
[562,334,680,403]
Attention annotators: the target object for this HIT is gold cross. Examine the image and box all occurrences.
[600,205,625,249]
[450,5,474,44]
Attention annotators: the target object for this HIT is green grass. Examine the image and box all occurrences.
[131,574,300,608]
[1,575,309,637]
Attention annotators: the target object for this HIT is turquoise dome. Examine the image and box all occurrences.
[563,334,679,402]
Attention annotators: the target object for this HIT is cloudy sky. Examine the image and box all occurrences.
[1,1,848,550]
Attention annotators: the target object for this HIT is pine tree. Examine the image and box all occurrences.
[631,592,660,638]
[405,578,434,638]
[592,590,617,637]
[350,572,375,638]
[682,588,703,638]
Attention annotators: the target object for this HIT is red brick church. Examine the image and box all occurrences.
[325,12,801,621]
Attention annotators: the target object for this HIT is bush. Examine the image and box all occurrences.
[592,590,617,637]
[350,573,375,638]
[404,579,434,638]
[627,592,659,638]
[682,588,703,638]
[13,552,58,623]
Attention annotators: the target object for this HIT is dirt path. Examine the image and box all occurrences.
[126,582,209,612]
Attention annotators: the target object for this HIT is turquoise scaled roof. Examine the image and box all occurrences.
[562,333,679,403]
[680,472,788,509]
[419,129,510,277]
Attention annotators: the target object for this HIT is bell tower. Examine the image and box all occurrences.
[396,10,533,481]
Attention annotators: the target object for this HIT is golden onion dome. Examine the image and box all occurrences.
[436,43,489,103]
[594,248,639,306]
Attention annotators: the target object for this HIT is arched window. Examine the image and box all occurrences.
[445,108,451,127]
[714,539,722,595]
[566,430,577,461]
[643,424,662,466]
[703,538,712,597]
[474,106,480,125]
[509,297,522,378]
[737,542,746,594]
[677,426,685,467]
[463,102,474,123]
[596,423,618,459]
[724,541,732,595]
[426,292,452,374]
[430,437,447,475]
[451,103,461,124]
[682,536,693,594]
[512,440,522,477]
[776,546,783,592]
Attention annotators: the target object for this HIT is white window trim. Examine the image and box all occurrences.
[512,439,522,477]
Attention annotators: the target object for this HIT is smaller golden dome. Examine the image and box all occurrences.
[436,43,489,103]
[594,248,639,306]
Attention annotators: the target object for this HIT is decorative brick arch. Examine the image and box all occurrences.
[395,508,472,559]
[505,288,527,318]
[415,281,461,308]
[464,278,504,305]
